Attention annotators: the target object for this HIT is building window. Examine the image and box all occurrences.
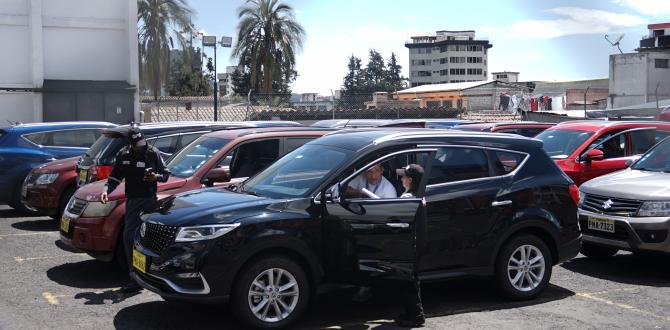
[467,68,483,75]
[412,59,430,66]
[417,71,432,77]
[450,57,465,63]
[467,45,483,52]
[450,68,466,75]
[655,59,669,69]
[467,57,482,63]
[440,69,448,76]
[440,57,448,64]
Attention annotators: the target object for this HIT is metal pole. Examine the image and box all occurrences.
[656,82,661,112]
[584,86,590,119]
[213,44,218,121]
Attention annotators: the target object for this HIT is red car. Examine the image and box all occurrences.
[453,122,555,137]
[59,127,331,267]
[23,122,251,219]
[535,121,670,186]
[658,105,670,122]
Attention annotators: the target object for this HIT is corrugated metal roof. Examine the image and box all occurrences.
[397,80,497,94]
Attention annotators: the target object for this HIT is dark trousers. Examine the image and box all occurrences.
[124,198,155,277]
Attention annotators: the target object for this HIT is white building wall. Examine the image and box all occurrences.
[0,0,138,123]
[609,52,670,108]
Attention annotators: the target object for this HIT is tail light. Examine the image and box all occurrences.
[89,165,113,181]
[568,184,580,205]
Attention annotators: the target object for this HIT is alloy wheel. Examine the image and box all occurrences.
[507,244,546,292]
[247,267,300,323]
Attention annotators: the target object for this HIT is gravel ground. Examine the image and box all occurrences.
[1,205,669,330]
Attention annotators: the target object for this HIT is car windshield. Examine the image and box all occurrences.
[86,135,125,164]
[631,137,670,172]
[167,136,230,178]
[241,144,352,199]
[535,129,594,159]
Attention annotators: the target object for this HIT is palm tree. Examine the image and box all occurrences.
[233,0,305,94]
[137,0,193,99]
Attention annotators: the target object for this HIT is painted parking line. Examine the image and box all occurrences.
[0,232,56,238]
[576,289,670,323]
[14,254,87,264]
[42,292,61,305]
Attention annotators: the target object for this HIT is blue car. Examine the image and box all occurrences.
[0,121,116,212]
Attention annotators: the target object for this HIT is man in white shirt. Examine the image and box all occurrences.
[346,163,397,199]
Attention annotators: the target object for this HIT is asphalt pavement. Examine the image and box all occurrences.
[1,205,670,330]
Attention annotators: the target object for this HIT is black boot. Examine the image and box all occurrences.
[395,313,425,327]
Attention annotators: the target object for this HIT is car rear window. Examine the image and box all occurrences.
[85,135,125,165]
[535,129,594,159]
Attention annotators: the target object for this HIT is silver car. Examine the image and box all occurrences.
[578,136,670,258]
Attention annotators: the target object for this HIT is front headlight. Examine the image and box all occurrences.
[175,223,240,242]
[578,190,585,205]
[81,201,118,217]
[637,201,670,217]
[35,173,59,185]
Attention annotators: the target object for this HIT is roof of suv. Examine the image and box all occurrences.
[552,120,670,132]
[101,121,253,138]
[204,126,336,139]
[455,121,554,131]
[2,121,116,134]
[316,128,541,151]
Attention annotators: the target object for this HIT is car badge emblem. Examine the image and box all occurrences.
[140,222,146,238]
[602,199,613,210]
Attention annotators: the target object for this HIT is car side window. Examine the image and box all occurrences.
[51,129,99,148]
[228,139,280,178]
[596,134,626,159]
[178,133,202,149]
[150,135,179,156]
[342,151,431,200]
[285,137,316,154]
[629,130,657,155]
[490,151,525,175]
[22,132,50,145]
[428,147,490,185]
[656,130,670,143]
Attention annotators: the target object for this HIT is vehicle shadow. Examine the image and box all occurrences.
[11,219,57,232]
[561,253,670,287]
[0,208,41,219]
[54,239,82,253]
[113,279,574,329]
[46,259,127,289]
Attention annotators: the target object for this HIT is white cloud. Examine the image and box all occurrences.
[481,7,645,40]
[613,0,670,16]
[292,24,424,94]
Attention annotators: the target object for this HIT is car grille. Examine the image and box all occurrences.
[141,222,178,253]
[581,194,642,216]
[66,198,87,216]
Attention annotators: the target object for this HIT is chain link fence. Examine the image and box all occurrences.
[140,93,533,123]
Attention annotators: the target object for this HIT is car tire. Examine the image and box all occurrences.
[51,186,75,220]
[580,242,618,260]
[495,234,552,300]
[231,255,310,329]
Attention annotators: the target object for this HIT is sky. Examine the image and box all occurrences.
[189,0,670,95]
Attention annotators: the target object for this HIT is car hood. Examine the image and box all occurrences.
[580,168,670,200]
[74,176,186,202]
[142,187,293,227]
[34,156,79,173]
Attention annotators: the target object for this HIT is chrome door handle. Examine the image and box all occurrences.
[491,200,513,207]
[386,223,410,228]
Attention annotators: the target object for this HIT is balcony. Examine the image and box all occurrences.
[639,35,670,49]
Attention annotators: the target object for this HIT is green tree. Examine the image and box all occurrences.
[231,66,252,96]
[137,0,194,99]
[232,0,305,94]
[364,49,386,92]
[167,47,213,96]
[386,52,406,91]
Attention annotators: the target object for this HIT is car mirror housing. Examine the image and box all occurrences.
[582,149,604,162]
[202,167,231,187]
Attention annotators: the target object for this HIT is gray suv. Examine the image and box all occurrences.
[578,136,670,258]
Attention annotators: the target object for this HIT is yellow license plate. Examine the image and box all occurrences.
[60,216,70,232]
[132,249,147,273]
[78,170,87,184]
[587,216,615,233]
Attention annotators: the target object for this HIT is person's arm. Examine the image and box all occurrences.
[106,151,125,194]
[153,148,170,182]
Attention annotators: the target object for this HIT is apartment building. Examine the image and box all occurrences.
[405,30,492,88]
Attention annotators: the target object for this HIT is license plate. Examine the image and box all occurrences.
[78,170,87,185]
[60,216,70,233]
[132,249,147,273]
[587,216,615,233]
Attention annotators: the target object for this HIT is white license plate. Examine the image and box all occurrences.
[78,170,87,185]
[587,217,615,233]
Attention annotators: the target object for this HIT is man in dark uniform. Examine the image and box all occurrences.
[100,126,169,293]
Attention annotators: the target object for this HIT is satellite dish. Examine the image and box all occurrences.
[605,34,625,54]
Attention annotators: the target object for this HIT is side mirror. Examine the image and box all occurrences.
[322,184,341,204]
[202,167,231,187]
[583,149,604,162]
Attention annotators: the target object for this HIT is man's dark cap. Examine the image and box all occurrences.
[128,127,145,145]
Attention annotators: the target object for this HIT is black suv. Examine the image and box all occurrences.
[132,129,582,328]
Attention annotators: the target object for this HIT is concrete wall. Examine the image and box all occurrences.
[609,52,670,109]
[0,0,138,123]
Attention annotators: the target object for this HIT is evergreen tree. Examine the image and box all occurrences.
[386,52,405,91]
[364,49,386,92]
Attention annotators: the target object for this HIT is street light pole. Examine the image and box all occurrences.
[584,86,590,119]
[213,44,218,121]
